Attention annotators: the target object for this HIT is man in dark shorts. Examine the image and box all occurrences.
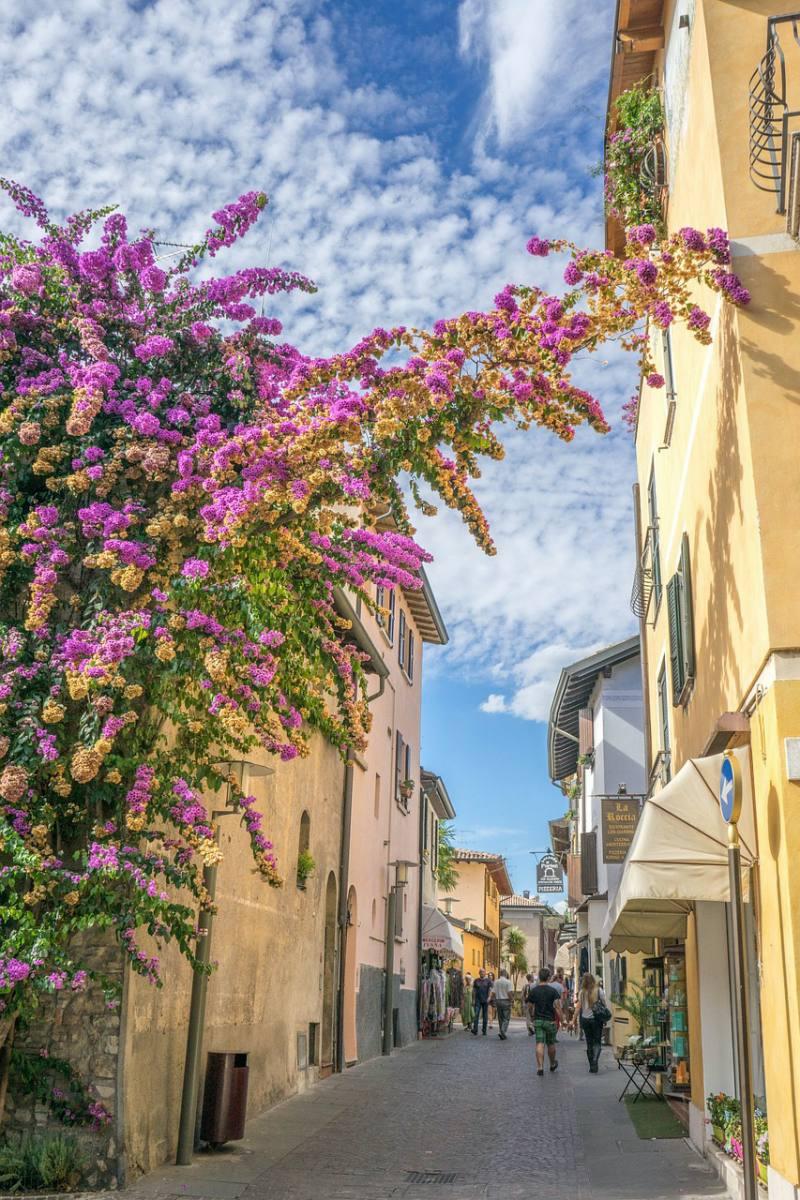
[471,968,492,1036]
[528,966,562,1076]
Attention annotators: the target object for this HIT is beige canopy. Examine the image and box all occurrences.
[603,748,757,952]
[421,905,464,958]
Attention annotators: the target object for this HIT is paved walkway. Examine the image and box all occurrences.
[115,1022,728,1200]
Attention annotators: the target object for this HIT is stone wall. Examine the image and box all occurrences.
[4,931,125,1190]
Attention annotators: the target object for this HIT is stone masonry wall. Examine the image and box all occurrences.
[4,931,125,1190]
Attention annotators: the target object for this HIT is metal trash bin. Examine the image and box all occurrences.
[200,1052,249,1147]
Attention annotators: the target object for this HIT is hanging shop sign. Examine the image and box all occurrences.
[601,796,643,863]
[536,852,564,894]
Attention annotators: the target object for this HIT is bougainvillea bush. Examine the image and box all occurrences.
[0,179,750,1105]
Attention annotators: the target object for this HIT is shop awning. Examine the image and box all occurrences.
[421,905,464,958]
[603,749,757,952]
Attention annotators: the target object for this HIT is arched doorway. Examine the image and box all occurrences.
[343,886,358,1065]
[320,871,337,1076]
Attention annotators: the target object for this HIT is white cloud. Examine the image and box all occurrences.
[458,0,613,148]
[479,693,508,714]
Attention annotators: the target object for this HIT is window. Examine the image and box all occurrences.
[371,897,377,926]
[647,464,663,609]
[395,731,408,809]
[297,811,311,890]
[404,741,412,792]
[387,588,396,644]
[398,610,406,669]
[374,773,381,820]
[376,584,385,628]
[657,661,672,781]
[432,816,439,871]
[667,533,696,706]
[407,630,415,682]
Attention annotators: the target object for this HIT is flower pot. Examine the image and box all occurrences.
[711,1124,725,1145]
[758,1160,768,1186]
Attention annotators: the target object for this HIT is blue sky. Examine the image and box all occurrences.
[1,0,638,893]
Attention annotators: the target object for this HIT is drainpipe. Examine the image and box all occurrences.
[335,751,355,1074]
[176,853,219,1164]
[335,671,386,1073]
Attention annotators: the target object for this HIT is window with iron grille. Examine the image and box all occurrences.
[647,464,663,609]
[667,533,696,706]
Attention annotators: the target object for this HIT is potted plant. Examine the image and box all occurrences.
[296,850,316,890]
[706,1093,734,1146]
[399,778,415,802]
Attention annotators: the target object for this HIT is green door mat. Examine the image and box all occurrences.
[624,1097,686,1139]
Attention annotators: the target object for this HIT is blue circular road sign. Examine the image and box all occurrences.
[719,754,742,824]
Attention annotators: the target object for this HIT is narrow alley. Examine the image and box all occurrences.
[116,1024,726,1200]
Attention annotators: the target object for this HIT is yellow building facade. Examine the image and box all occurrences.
[441,851,512,974]
[607,2,800,1193]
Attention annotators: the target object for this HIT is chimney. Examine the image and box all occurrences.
[522,890,530,899]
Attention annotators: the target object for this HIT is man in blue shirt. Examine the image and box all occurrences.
[471,968,492,1036]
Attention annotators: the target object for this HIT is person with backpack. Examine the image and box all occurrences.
[578,971,611,1073]
[528,966,562,1076]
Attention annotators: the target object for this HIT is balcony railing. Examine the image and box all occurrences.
[749,14,800,214]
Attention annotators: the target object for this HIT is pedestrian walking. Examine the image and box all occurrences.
[487,971,496,1028]
[522,973,535,1036]
[462,972,474,1030]
[578,972,610,1073]
[491,969,514,1040]
[529,967,561,1076]
[471,968,492,1036]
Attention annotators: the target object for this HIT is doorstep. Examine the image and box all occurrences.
[705,1141,766,1199]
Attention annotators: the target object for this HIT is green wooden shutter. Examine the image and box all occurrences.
[679,533,695,692]
[667,574,684,703]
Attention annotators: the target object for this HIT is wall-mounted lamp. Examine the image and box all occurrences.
[617,783,628,796]
[390,859,416,886]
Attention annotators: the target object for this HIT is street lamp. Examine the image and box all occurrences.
[176,760,273,1165]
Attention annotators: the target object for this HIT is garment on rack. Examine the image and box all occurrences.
[419,968,446,1024]
[447,967,463,1010]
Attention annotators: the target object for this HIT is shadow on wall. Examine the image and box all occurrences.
[692,301,746,727]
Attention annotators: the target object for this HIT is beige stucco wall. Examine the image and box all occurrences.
[499,907,544,979]
[120,733,345,1177]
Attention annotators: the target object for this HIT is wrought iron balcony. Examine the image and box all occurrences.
[749,13,800,216]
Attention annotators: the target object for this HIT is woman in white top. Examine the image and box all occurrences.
[578,972,607,1073]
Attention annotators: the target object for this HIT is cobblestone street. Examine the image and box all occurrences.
[117,1023,727,1200]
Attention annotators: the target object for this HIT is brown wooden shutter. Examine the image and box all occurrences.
[580,832,598,895]
[578,708,594,756]
[567,853,583,908]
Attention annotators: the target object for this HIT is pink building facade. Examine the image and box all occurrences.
[340,568,447,1064]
